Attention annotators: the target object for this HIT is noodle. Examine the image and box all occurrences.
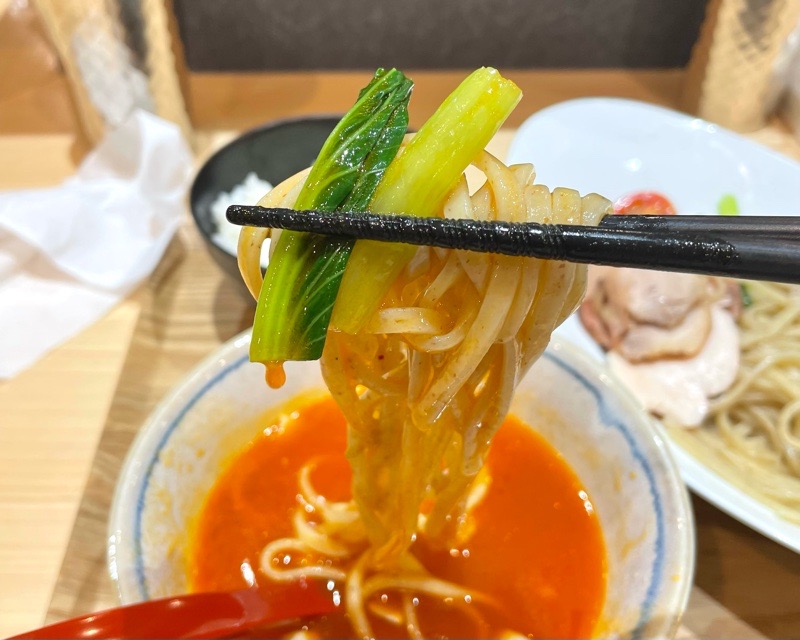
[246,150,610,638]
[238,169,310,300]
[668,281,800,524]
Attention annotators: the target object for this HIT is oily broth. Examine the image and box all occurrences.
[189,396,606,638]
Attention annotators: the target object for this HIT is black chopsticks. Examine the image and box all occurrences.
[226,205,800,285]
[601,214,800,239]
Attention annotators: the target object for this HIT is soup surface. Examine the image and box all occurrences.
[189,396,606,638]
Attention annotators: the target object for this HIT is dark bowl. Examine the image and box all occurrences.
[190,116,340,292]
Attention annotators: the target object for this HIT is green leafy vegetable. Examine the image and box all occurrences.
[717,194,750,306]
[250,69,412,364]
[740,283,753,307]
[717,194,740,216]
[331,67,522,334]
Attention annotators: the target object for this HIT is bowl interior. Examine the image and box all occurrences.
[109,335,693,638]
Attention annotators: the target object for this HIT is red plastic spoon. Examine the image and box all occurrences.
[10,583,337,639]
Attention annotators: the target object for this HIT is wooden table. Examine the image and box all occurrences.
[2,29,800,635]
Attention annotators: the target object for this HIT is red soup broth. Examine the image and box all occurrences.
[189,396,607,638]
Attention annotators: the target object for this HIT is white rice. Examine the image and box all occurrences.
[209,172,273,266]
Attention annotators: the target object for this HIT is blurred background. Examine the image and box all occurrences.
[2,0,798,146]
[172,0,708,70]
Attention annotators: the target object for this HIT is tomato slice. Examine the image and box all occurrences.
[613,191,676,215]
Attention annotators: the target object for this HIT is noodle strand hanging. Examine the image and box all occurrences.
[246,152,610,638]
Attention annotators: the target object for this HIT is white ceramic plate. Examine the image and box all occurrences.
[507,97,800,553]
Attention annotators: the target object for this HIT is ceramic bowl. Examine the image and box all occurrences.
[109,333,694,638]
[189,116,340,287]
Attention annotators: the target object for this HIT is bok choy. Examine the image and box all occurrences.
[250,68,412,368]
[330,67,521,334]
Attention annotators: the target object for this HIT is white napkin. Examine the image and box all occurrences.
[0,110,192,378]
